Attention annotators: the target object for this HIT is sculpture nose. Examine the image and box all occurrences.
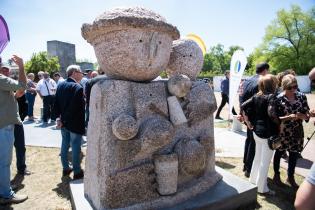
[148,32,158,66]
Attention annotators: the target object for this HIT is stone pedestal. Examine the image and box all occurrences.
[70,167,257,210]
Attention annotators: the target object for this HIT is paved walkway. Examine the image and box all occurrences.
[23,120,314,177]
[215,127,315,177]
[23,120,87,148]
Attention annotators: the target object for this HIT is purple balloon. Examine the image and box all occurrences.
[0,15,10,55]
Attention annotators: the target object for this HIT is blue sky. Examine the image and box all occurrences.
[0,0,314,63]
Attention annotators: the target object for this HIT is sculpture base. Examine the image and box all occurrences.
[70,166,257,210]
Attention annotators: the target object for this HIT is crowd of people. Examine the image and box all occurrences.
[0,55,100,205]
[1,54,315,208]
[234,63,315,209]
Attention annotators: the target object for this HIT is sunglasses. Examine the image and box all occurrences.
[287,85,298,90]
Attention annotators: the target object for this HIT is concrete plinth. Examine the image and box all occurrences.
[70,166,257,210]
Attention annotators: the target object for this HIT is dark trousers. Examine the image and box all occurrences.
[243,128,256,173]
[216,93,237,117]
[273,150,299,177]
[43,95,55,122]
[14,124,26,173]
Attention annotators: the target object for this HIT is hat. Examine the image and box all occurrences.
[0,64,10,70]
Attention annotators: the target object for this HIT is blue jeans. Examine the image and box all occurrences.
[0,125,15,198]
[14,124,26,173]
[25,92,36,117]
[61,128,82,174]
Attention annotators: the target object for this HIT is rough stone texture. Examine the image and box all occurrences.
[83,6,220,210]
[175,138,207,176]
[81,7,180,82]
[167,39,204,80]
[167,96,188,126]
[134,116,174,161]
[85,79,221,209]
[167,74,192,97]
[154,154,178,195]
[184,81,217,125]
[112,114,138,140]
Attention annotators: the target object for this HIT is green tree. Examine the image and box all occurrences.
[202,44,244,75]
[25,52,60,80]
[254,5,315,75]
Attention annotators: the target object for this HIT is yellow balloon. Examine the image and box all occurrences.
[185,33,207,55]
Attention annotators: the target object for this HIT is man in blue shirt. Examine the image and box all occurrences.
[215,70,236,120]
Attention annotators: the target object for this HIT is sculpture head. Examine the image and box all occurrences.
[82,7,180,82]
[167,39,204,80]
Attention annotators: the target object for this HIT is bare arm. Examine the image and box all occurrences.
[295,181,315,210]
[11,55,27,88]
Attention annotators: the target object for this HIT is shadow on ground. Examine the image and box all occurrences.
[215,160,236,169]
[52,176,72,200]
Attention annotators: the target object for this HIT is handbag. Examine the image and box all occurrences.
[267,135,282,150]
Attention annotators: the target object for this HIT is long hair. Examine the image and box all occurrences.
[257,74,278,96]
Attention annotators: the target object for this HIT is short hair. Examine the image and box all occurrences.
[38,71,44,76]
[256,62,269,74]
[257,74,278,95]
[224,70,230,76]
[66,65,81,77]
[53,72,61,77]
[281,74,297,90]
[27,73,35,78]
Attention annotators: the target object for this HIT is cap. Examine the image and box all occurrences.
[0,64,10,70]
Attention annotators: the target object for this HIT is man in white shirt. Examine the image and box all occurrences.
[36,72,57,124]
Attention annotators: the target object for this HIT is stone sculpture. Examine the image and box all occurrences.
[82,6,222,210]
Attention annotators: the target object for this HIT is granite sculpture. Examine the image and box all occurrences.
[82,6,222,210]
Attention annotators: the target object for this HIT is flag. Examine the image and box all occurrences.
[0,15,10,55]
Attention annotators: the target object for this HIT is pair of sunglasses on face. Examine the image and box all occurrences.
[287,84,298,90]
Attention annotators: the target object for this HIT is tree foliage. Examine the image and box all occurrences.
[251,5,315,75]
[202,44,244,74]
[25,51,60,79]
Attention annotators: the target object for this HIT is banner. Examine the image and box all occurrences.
[229,50,247,116]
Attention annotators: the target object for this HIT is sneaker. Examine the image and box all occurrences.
[0,193,28,205]
[73,170,84,180]
[215,116,223,120]
[244,171,250,178]
[62,168,73,176]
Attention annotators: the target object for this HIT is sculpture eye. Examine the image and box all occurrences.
[158,41,162,44]
[183,55,185,58]
[190,54,192,57]
[139,39,143,43]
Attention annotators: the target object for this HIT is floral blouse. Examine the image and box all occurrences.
[272,91,309,152]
